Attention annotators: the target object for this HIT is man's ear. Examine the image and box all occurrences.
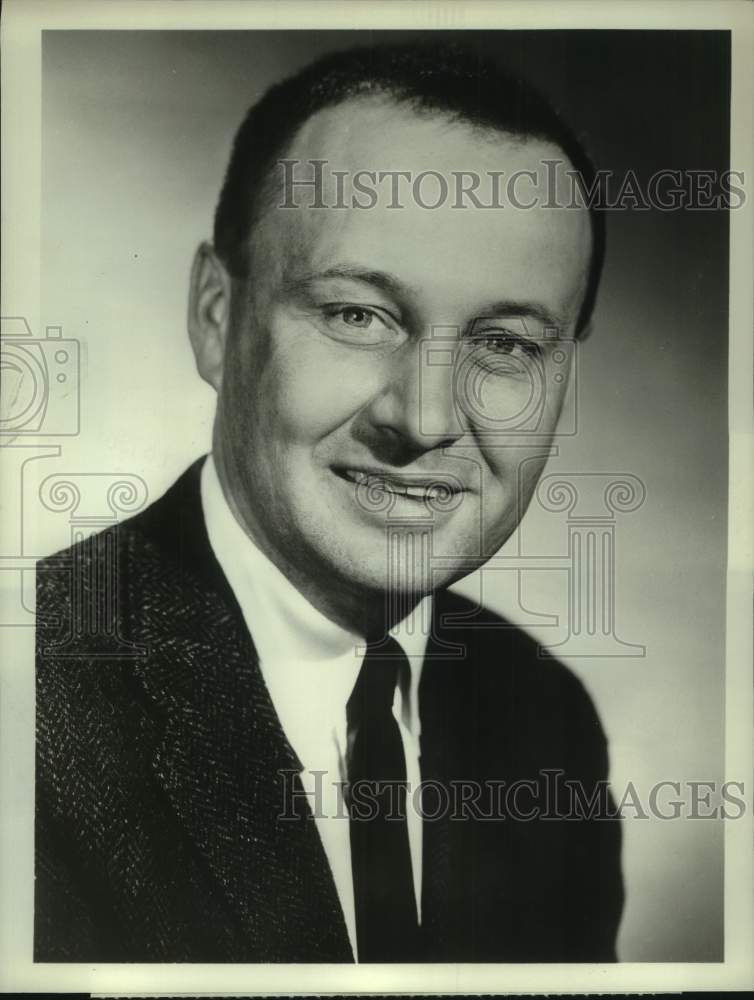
[187,242,232,391]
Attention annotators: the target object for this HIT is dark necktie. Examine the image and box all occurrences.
[346,636,420,962]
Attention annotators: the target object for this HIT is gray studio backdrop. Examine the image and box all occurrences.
[35,29,729,961]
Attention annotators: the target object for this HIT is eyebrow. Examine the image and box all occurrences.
[282,265,415,300]
[471,301,568,332]
[282,265,568,331]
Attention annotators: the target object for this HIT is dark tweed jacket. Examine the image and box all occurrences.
[35,459,623,962]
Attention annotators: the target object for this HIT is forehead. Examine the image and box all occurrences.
[254,97,592,326]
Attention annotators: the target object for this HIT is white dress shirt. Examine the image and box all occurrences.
[200,454,431,961]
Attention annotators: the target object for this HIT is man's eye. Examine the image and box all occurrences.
[472,332,540,358]
[338,306,376,329]
[463,330,543,378]
[318,303,402,347]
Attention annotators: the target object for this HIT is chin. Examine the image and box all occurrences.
[331,532,484,599]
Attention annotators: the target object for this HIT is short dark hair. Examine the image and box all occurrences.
[213,41,605,335]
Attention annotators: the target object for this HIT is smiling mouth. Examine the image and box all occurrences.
[335,468,464,503]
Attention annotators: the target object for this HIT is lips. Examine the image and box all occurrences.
[336,467,463,503]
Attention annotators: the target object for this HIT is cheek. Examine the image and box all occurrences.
[480,448,549,514]
[266,329,387,444]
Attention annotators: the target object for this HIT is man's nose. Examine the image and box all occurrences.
[363,337,466,454]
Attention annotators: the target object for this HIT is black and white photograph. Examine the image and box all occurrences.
[1,0,752,994]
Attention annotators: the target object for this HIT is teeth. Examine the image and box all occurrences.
[345,470,451,502]
[371,478,406,495]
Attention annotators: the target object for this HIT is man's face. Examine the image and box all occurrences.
[201,98,591,612]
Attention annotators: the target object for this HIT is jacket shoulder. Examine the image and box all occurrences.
[34,463,208,806]
[438,588,600,707]
[434,588,610,773]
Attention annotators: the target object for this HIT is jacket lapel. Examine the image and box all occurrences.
[128,461,353,961]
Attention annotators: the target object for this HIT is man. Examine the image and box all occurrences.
[35,42,623,962]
